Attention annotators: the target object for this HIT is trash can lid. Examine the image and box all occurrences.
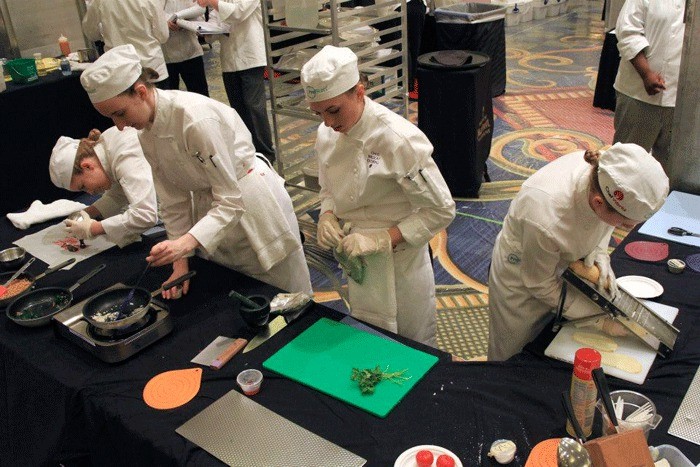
[417,50,490,70]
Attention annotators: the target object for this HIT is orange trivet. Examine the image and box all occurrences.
[143,368,202,410]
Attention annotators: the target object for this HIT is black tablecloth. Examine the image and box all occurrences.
[0,217,698,466]
[0,70,112,215]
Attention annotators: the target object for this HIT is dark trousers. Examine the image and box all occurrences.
[222,66,275,162]
[406,0,427,88]
[165,55,209,96]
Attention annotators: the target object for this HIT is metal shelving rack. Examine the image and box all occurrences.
[262,0,409,196]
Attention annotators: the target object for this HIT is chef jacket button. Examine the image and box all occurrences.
[507,253,520,264]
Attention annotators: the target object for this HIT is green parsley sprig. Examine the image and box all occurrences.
[351,365,412,395]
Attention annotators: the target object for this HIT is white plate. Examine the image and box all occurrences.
[616,275,664,299]
[394,444,463,467]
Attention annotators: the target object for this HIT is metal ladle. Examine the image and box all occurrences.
[557,438,592,467]
[668,226,700,238]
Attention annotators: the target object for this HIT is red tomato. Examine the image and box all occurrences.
[436,454,456,467]
[415,449,434,467]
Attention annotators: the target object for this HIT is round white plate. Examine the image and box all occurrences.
[394,445,463,467]
[616,275,664,299]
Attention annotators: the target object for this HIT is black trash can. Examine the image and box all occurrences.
[417,50,493,198]
[433,3,506,97]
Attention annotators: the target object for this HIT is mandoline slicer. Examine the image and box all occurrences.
[553,267,679,358]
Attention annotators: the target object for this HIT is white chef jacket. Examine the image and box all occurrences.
[213,0,266,72]
[90,127,159,248]
[83,0,170,81]
[316,97,455,345]
[138,89,311,293]
[162,0,204,64]
[613,0,684,107]
[488,151,614,361]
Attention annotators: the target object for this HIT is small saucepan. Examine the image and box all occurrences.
[0,258,76,307]
[82,270,197,330]
[6,263,106,327]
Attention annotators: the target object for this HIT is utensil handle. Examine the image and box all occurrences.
[561,390,587,443]
[228,289,261,309]
[68,263,106,292]
[3,257,36,287]
[592,367,619,430]
[151,270,197,297]
[35,258,77,280]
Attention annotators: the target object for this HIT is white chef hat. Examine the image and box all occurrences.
[300,45,359,102]
[598,143,669,221]
[49,137,79,190]
[80,44,142,103]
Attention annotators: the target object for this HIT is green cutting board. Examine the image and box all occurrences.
[263,318,439,418]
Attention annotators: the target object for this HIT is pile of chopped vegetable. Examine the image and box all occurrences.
[350,365,411,395]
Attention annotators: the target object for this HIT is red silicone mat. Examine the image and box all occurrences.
[624,241,669,262]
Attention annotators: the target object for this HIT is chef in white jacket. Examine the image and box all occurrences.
[82,0,170,86]
[488,143,669,361]
[301,46,455,346]
[163,0,209,96]
[49,126,159,248]
[80,45,312,298]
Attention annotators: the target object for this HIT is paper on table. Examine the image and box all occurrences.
[639,191,700,247]
[191,336,236,366]
[176,19,230,35]
[14,222,115,270]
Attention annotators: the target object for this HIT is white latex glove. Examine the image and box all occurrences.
[64,210,95,240]
[584,251,618,298]
[317,212,344,250]
[339,230,392,257]
[592,317,629,337]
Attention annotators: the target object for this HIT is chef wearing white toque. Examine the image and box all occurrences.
[80,44,312,298]
[301,45,455,347]
[49,127,158,248]
[488,143,670,361]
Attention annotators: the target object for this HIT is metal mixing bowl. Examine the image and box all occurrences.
[0,246,27,269]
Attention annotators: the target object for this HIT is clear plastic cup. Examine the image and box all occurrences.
[237,369,263,396]
[597,390,662,439]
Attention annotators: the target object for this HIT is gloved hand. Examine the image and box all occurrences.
[317,212,344,250]
[339,230,392,257]
[64,210,95,240]
[584,251,618,298]
[592,317,629,337]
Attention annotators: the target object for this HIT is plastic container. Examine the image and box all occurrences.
[58,34,71,56]
[567,347,601,438]
[533,0,547,19]
[597,390,662,439]
[434,2,507,24]
[60,57,71,76]
[237,369,263,395]
[285,0,319,29]
[653,445,694,467]
[6,58,38,84]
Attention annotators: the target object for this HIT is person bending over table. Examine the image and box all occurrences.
[49,126,158,248]
[79,44,312,299]
[488,143,669,361]
[301,45,455,347]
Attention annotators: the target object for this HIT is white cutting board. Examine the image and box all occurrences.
[545,301,679,385]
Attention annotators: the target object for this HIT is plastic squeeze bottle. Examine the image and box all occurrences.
[59,34,71,56]
[566,347,601,438]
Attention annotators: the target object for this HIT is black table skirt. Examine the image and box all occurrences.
[0,216,698,466]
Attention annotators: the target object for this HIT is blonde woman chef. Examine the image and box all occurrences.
[80,44,312,297]
[49,126,158,248]
[301,46,455,346]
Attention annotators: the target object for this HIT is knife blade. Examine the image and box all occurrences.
[242,315,287,353]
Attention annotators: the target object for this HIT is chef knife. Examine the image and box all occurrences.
[242,301,313,353]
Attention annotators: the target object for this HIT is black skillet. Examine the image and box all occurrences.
[0,258,76,307]
[6,263,106,327]
[82,270,197,330]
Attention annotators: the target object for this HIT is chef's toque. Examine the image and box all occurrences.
[80,44,142,103]
[300,45,359,102]
[49,137,80,190]
[597,143,669,221]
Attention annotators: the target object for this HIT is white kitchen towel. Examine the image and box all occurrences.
[6,200,88,230]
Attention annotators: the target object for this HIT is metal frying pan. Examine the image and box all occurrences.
[0,258,76,307]
[82,270,197,330]
[6,263,106,327]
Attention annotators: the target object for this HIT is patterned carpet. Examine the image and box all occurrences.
[199,1,622,360]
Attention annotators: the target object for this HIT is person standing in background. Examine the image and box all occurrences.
[612,0,684,167]
[163,0,210,96]
[195,0,276,164]
[82,0,171,88]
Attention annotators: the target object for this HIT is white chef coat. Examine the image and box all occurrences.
[613,0,684,107]
[162,0,204,64]
[138,89,311,294]
[90,127,159,248]
[83,0,170,81]
[213,0,266,72]
[487,151,615,361]
[316,97,455,345]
